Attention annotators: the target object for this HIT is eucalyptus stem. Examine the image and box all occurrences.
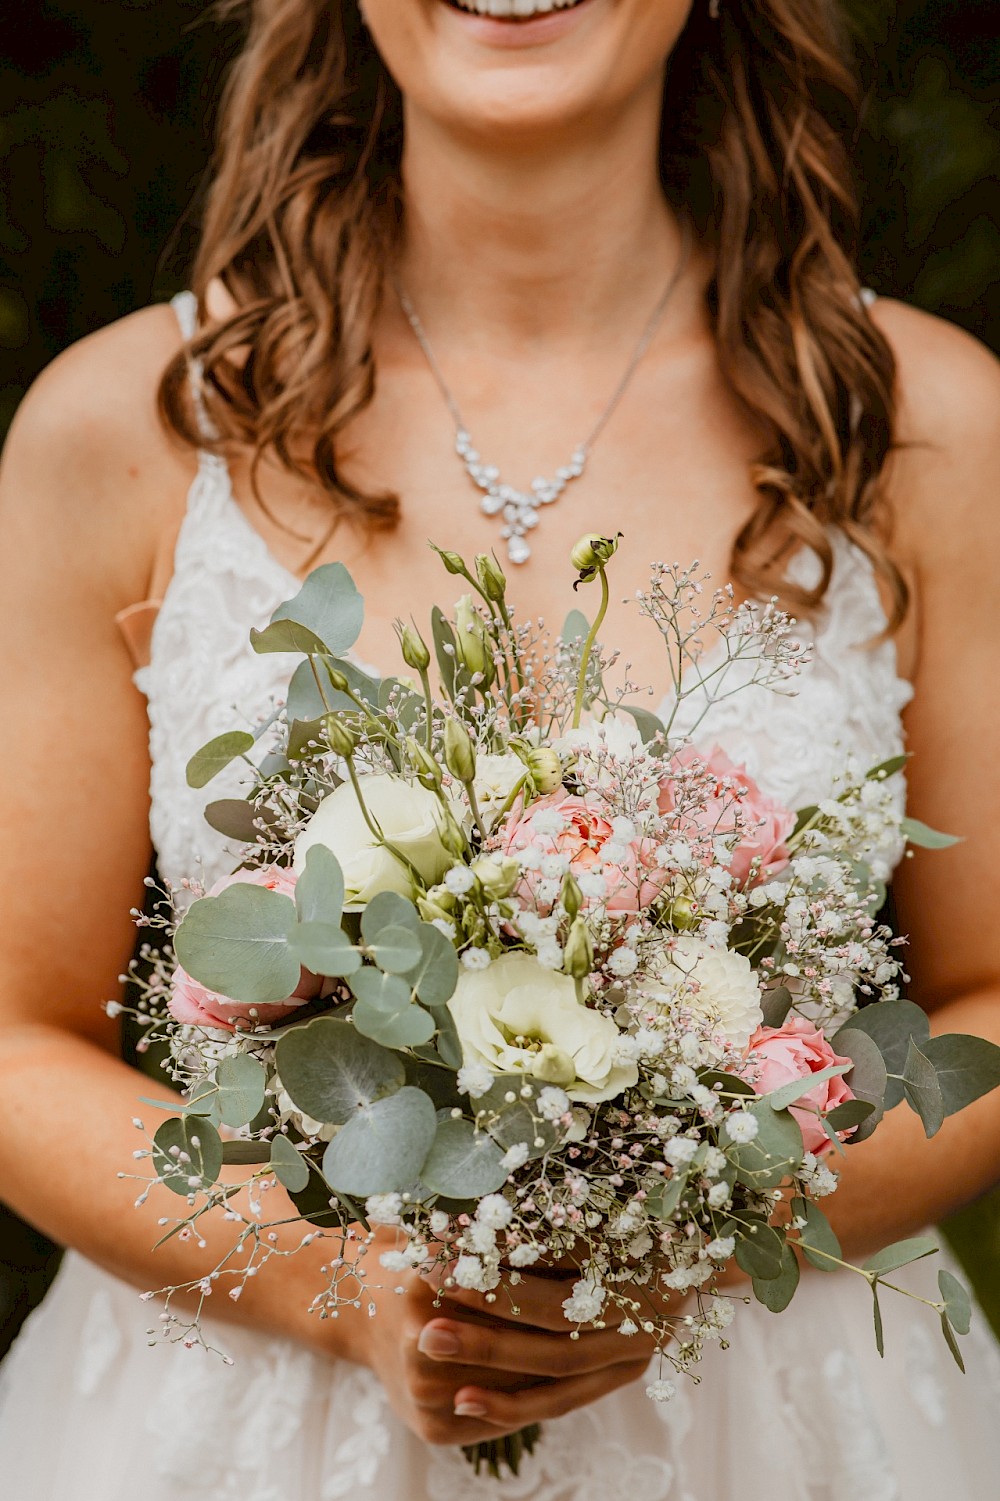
[572,566,610,730]
[465,781,490,844]
[344,755,424,885]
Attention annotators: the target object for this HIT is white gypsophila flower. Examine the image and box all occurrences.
[664,1136,699,1167]
[707,1182,732,1209]
[365,1192,404,1225]
[701,919,731,948]
[578,872,608,901]
[635,1027,667,1060]
[472,753,528,831]
[379,1248,425,1272]
[448,951,638,1102]
[535,938,565,971]
[612,816,637,842]
[707,1236,736,1261]
[562,1277,607,1324]
[702,1145,728,1177]
[518,844,545,872]
[430,917,457,942]
[642,933,763,1057]
[468,1221,497,1254]
[508,1243,541,1268]
[457,1061,495,1099]
[531,808,568,838]
[646,1379,677,1403]
[663,1261,714,1291]
[724,1110,759,1144]
[541,853,570,880]
[294,774,453,906]
[710,1296,736,1328]
[453,1255,499,1292]
[618,1319,639,1337]
[537,1086,571,1121]
[429,1210,451,1236]
[627,1231,654,1259]
[477,1193,515,1230]
[445,865,476,896]
[500,1142,531,1172]
[607,947,640,978]
[518,911,555,941]
[567,1106,591,1143]
[461,947,492,972]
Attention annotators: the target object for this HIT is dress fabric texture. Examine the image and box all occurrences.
[2,288,999,1501]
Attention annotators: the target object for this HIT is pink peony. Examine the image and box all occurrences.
[744,1017,857,1154]
[168,865,321,1032]
[659,744,795,887]
[497,791,667,915]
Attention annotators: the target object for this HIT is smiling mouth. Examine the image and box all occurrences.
[444,0,590,18]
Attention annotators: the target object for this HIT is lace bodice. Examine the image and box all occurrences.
[138,290,914,893]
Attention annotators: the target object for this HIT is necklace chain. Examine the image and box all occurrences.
[395,219,693,565]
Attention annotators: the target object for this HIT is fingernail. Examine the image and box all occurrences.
[454,1401,488,1419]
[418,1325,462,1358]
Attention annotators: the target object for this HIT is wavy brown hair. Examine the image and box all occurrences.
[158,0,906,625]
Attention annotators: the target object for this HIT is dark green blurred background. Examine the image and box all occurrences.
[1,1,998,1360]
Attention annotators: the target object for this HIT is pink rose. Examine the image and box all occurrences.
[168,865,321,1032]
[744,1018,857,1154]
[659,744,795,887]
[498,791,667,914]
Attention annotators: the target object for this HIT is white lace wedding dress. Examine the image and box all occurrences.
[2,290,999,1500]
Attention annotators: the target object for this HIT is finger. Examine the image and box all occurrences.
[453,1358,652,1428]
[435,1277,646,1333]
[416,1316,656,1378]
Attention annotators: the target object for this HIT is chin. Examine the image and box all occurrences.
[365,0,691,143]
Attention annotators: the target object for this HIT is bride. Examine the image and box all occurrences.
[2,1,1000,1496]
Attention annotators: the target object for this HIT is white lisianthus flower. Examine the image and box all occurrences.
[471,753,527,830]
[641,933,763,1056]
[448,952,638,1103]
[294,774,452,907]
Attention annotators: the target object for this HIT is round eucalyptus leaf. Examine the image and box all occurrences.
[288,922,360,977]
[270,1133,311,1193]
[221,1140,272,1165]
[837,1000,927,1111]
[752,1243,800,1311]
[421,1118,509,1198]
[361,891,422,942]
[152,1116,224,1197]
[322,1086,437,1195]
[216,1054,267,1129]
[274,1016,405,1125]
[174,885,299,1006]
[204,799,278,842]
[250,619,329,656]
[404,924,460,1007]
[833,1026,889,1138]
[270,562,365,657]
[792,1197,843,1273]
[296,844,346,928]
[734,1220,785,1280]
[938,1268,973,1336]
[367,924,424,975]
[185,731,254,790]
[902,1036,945,1139]
[486,1100,557,1161]
[730,1100,803,1190]
[922,1032,1000,1117]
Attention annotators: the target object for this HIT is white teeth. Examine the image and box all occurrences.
[451,0,585,17]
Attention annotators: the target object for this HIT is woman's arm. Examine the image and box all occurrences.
[813,301,1000,1259]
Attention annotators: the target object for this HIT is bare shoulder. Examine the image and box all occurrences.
[868,297,1000,566]
[0,301,198,606]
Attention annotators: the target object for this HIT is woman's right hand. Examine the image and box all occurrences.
[344,1230,656,1447]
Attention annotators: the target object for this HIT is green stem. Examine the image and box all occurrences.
[419,666,434,751]
[572,567,610,730]
[345,756,424,885]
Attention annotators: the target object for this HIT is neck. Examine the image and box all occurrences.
[395,84,688,355]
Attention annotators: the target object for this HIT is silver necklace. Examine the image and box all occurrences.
[395,219,692,565]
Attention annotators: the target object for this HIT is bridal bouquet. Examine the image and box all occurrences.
[123,534,1000,1477]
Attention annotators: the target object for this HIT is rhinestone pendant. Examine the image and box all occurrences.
[457,431,588,565]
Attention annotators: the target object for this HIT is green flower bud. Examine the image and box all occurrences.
[525,746,563,794]
[471,854,521,901]
[399,624,431,673]
[444,719,477,784]
[453,594,492,678]
[530,1043,577,1087]
[561,871,583,921]
[433,546,468,577]
[405,736,442,790]
[562,916,594,980]
[475,552,507,604]
[438,807,469,858]
[570,533,621,572]
[326,665,350,695]
[418,884,457,926]
[669,894,700,931]
[323,715,357,758]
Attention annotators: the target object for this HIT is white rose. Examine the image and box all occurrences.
[641,933,763,1056]
[293,774,452,907]
[448,952,638,1103]
[471,753,527,830]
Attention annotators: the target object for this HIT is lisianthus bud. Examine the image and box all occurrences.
[323,715,357,758]
[434,547,468,577]
[563,916,594,979]
[399,624,431,673]
[571,532,622,580]
[444,719,477,784]
[561,871,583,921]
[405,736,442,790]
[438,807,469,857]
[453,595,492,678]
[525,746,563,794]
[326,666,350,694]
[669,894,700,931]
[418,884,457,925]
[475,553,507,604]
[471,854,521,900]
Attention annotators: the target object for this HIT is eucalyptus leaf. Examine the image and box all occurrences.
[938,1268,972,1335]
[792,804,819,837]
[618,704,665,745]
[873,1284,885,1357]
[367,924,424,975]
[270,562,365,657]
[760,984,794,1028]
[922,1033,1000,1116]
[174,885,299,1006]
[288,922,360,976]
[287,1167,349,1230]
[351,968,436,1048]
[434,1003,464,1069]
[361,891,422,939]
[866,753,909,781]
[729,1099,803,1190]
[287,717,328,761]
[296,845,345,928]
[152,1116,224,1197]
[832,1026,888,1138]
[752,1243,800,1311]
[286,658,350,723]
[839,1000,929,1111]
[274,1016,405,1125]
[903,1036,946,1138]
[766,1063,852,1113]
[940,1311,966,1372]
[204,798,278,841]
[561,608,590,644]
[185,731,254,790]
[221,1140,272,1165]
[486,1099,558,1161]
[322,1086,437,1195]
[734,1220,786,1280]
[825,1098,876,1133]
[863,1234,939,1276]
[647,1171,689,1222]
[250,619,329,656]
[431,606,458,701]
[270,1133,311,1193]
[216,1054,267,1129]
[792,1197,843,1273]
[403,923,460,1007]
[696,1069,756,1100]
[901,816,961,850]
[421,1118,509,1198]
